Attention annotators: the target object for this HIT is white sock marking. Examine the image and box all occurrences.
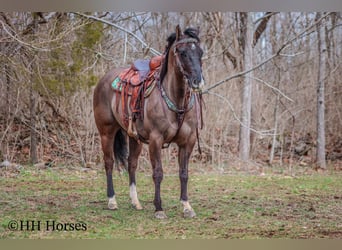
[130,184,142,209]
[108,196,118,210]
[181,200,192,211]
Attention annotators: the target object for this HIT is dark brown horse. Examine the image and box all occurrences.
[93,25,204,219]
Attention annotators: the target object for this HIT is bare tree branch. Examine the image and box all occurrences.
[253,12,278,24]
[251,76,294,102]
[0,19,50,52]
[202,52,277,94]
[72,12,162,56]
[253,12,276,47]
[202,12,332,94]
[207,91,276,136]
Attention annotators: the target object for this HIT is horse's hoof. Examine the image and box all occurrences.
[108,203,118,210]
[155,211,168,219]
[132,203,143,210]
[108,197,118,210]
[183,208,196,218]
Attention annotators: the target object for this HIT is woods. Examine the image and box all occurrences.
[0,12,341,171]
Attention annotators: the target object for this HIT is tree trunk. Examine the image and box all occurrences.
[238,13,253,162]
[315,12,326,170]
[29,58,38,164]
[270,71,281,164]
[29,14,39,164]
[269,16,280,165]
[5,64,10,125]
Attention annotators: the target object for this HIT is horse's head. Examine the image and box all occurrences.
[172,25,205,92]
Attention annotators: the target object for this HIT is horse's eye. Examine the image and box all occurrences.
[180,51,187,58]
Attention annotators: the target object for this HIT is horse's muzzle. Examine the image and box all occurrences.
[190,74,205,92]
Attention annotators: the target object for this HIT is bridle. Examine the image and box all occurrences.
[158,37,202,123]
[156,36,204,149]
[173,37,202,88]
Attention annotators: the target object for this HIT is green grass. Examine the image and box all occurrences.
[0,165,341,239]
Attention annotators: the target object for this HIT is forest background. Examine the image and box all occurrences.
[0,12,341,174]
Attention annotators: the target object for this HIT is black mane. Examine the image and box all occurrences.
[159,28,200,84]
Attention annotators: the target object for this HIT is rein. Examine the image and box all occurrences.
[157,80,195,126]
[156,37,204,150]
[158,78,203,152]
[138,36,204,152]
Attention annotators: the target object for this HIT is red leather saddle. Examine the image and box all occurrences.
[113,55,164,127]
[119,55,163,86]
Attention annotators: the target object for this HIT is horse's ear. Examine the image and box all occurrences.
[176,25,182,41]
[195,26,200,36]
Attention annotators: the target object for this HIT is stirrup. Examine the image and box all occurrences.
[127,116,140,143]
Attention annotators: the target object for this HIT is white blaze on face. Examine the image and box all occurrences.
[108,196,118,210]
[130,184,142,210]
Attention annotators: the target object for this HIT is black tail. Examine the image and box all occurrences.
[114,129,128,170]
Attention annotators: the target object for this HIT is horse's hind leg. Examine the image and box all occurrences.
[99,125,118,210]
[128,137,143,210]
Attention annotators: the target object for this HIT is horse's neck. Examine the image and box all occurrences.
[163,66,188,109]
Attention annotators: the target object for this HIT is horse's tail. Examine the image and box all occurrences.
[114,129,128,171]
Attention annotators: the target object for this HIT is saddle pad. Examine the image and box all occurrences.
[111,76,156,97]
[111,77,122,91]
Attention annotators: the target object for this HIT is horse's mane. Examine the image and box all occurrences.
[159,28,200,84]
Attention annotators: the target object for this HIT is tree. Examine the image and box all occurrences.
[315,12,327,170]
[237,12,273,162]
[27,13,43,164]
[1,12,341,169]
[238,12,253,162]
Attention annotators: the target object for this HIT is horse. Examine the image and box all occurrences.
[93,25,204,219]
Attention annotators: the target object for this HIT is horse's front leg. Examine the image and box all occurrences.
[149,134,167,219]
[179,142,196,218]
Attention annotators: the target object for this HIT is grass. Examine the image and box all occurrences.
[0,165,341,239]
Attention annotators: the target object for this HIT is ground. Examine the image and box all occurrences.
[0,163,341,239]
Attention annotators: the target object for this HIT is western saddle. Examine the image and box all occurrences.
[112,55,164,139]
